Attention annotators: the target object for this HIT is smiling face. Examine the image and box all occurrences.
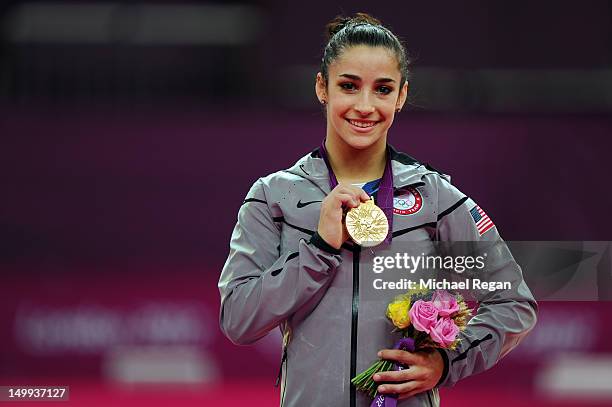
[316,45,408,151]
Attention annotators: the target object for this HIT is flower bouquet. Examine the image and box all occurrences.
[351,289,471,402]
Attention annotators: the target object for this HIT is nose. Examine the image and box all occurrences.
[354,92,375,116]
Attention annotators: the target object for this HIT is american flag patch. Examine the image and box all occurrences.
[469,205,495,236]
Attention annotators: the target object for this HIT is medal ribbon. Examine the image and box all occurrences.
[370,337,415,407]
[318,140,394,244]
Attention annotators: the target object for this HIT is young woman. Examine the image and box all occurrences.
[218,13,537,407]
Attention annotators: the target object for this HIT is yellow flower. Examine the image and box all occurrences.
[386,294,411,329]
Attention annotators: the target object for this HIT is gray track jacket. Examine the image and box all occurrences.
[219,146,537,406]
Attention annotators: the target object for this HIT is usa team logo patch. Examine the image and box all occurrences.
[469,205,495,236]
[393,187,423,215]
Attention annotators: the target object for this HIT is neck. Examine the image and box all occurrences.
[324,136,387,184]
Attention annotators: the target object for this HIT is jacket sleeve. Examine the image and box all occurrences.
[218,178,342,345]
[433,175,538,387]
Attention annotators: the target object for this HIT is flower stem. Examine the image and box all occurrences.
[351,359,395,398]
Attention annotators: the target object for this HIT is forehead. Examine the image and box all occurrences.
[330,45,400,80]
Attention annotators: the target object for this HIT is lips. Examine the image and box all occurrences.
[346,118,379,130]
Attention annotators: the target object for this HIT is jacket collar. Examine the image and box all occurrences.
[285,144,444,195]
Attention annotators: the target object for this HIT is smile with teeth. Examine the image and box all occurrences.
[347,119,378,128]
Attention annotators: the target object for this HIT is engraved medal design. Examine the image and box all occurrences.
[345,197,389,247]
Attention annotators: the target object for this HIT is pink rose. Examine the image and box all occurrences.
[429,317,460,348]
[408,300,438,333]
[431,290,460,317]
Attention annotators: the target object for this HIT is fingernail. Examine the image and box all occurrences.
[373,374,381,381]
[378,386,386,392]
[377,351,382,357]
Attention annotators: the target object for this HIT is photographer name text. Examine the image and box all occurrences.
[372,278,511,291]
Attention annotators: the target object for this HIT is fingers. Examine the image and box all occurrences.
[317,183,373,248]
[372,366,424,383]
[331,184,371,204]
[355,187,371,201]
[334,193,362,209]
[376,380,419,397]
[378,349,423,366]
[372,349,443,400]
[334,183,371,198]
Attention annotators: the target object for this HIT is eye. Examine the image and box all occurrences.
[377,85,393,95]
[339,82,357,91]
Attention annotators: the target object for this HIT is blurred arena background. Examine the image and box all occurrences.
[1,1,612,405]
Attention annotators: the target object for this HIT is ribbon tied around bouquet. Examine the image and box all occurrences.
[370,337,415,407]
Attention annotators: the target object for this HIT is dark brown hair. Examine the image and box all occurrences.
[321,13,410,88]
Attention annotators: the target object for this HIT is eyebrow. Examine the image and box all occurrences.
[338,73,396,83]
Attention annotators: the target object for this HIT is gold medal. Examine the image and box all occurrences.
[345,197,389,247]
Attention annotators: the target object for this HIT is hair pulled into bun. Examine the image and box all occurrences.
[320,12,410,89]
[325,12,382,41]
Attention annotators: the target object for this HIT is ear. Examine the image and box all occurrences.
[396,81,409,111]
[315,72,327,103]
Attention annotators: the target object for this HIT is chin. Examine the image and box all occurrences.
[340,134,384,150]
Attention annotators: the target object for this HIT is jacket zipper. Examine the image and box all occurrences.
[275,346,288,406]
[350,245,361,407]
[427,389,434,406]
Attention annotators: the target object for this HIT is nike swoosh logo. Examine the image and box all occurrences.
[297,200,321,208]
